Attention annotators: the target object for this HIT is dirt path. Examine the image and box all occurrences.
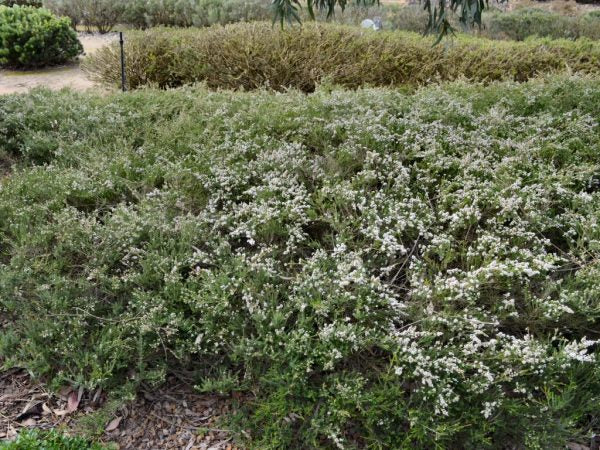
[0,33,118,95]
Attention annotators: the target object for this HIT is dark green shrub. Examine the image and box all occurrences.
[83,22,600,92]
[0,5,82,68]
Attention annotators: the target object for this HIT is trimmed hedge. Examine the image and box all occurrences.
[83,22,600,91]
[0,5,82,68]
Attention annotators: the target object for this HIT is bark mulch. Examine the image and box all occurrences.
[0,369,242,449]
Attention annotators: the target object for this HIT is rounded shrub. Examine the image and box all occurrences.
[0,5,83,68]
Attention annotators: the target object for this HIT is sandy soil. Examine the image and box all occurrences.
[0,33,118,96]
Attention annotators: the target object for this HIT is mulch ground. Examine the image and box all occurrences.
[0,369,242,449]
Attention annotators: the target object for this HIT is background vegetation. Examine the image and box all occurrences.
[42,0,271,31]
[383,4,600,40]
[0,0,42,7]
[1,76,600,448]
[37,0,600,41]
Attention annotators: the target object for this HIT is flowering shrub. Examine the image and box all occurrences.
[1,76,600,447]
[82,23,600,92]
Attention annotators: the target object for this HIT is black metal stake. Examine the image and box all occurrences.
[119,32,126,92]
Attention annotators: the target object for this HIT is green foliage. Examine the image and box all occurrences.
[0,0,42,7]
[0,429,105,449]
[0,5,82,68]
[484,7,600,41]
[83,22,600,92]
[587,10,600,18]
[43,0,272,31]
[378,4,600,41]
[1,76,600,448]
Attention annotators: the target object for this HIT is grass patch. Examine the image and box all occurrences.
[0,429,106,449]
[1,76,600,448]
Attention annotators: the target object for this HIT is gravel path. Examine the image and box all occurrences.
[0,33,118,95]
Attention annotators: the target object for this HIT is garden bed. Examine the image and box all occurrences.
[1,76,600,448]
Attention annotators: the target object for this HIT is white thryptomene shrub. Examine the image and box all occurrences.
[0,76,600,448]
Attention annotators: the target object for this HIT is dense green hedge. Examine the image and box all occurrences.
[0,5,82,68]
[83,23,600,91]
[1,76,600,448]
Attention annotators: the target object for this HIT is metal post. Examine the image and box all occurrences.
[119,32,126,92]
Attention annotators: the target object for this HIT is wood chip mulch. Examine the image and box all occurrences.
[0,369,243,449]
